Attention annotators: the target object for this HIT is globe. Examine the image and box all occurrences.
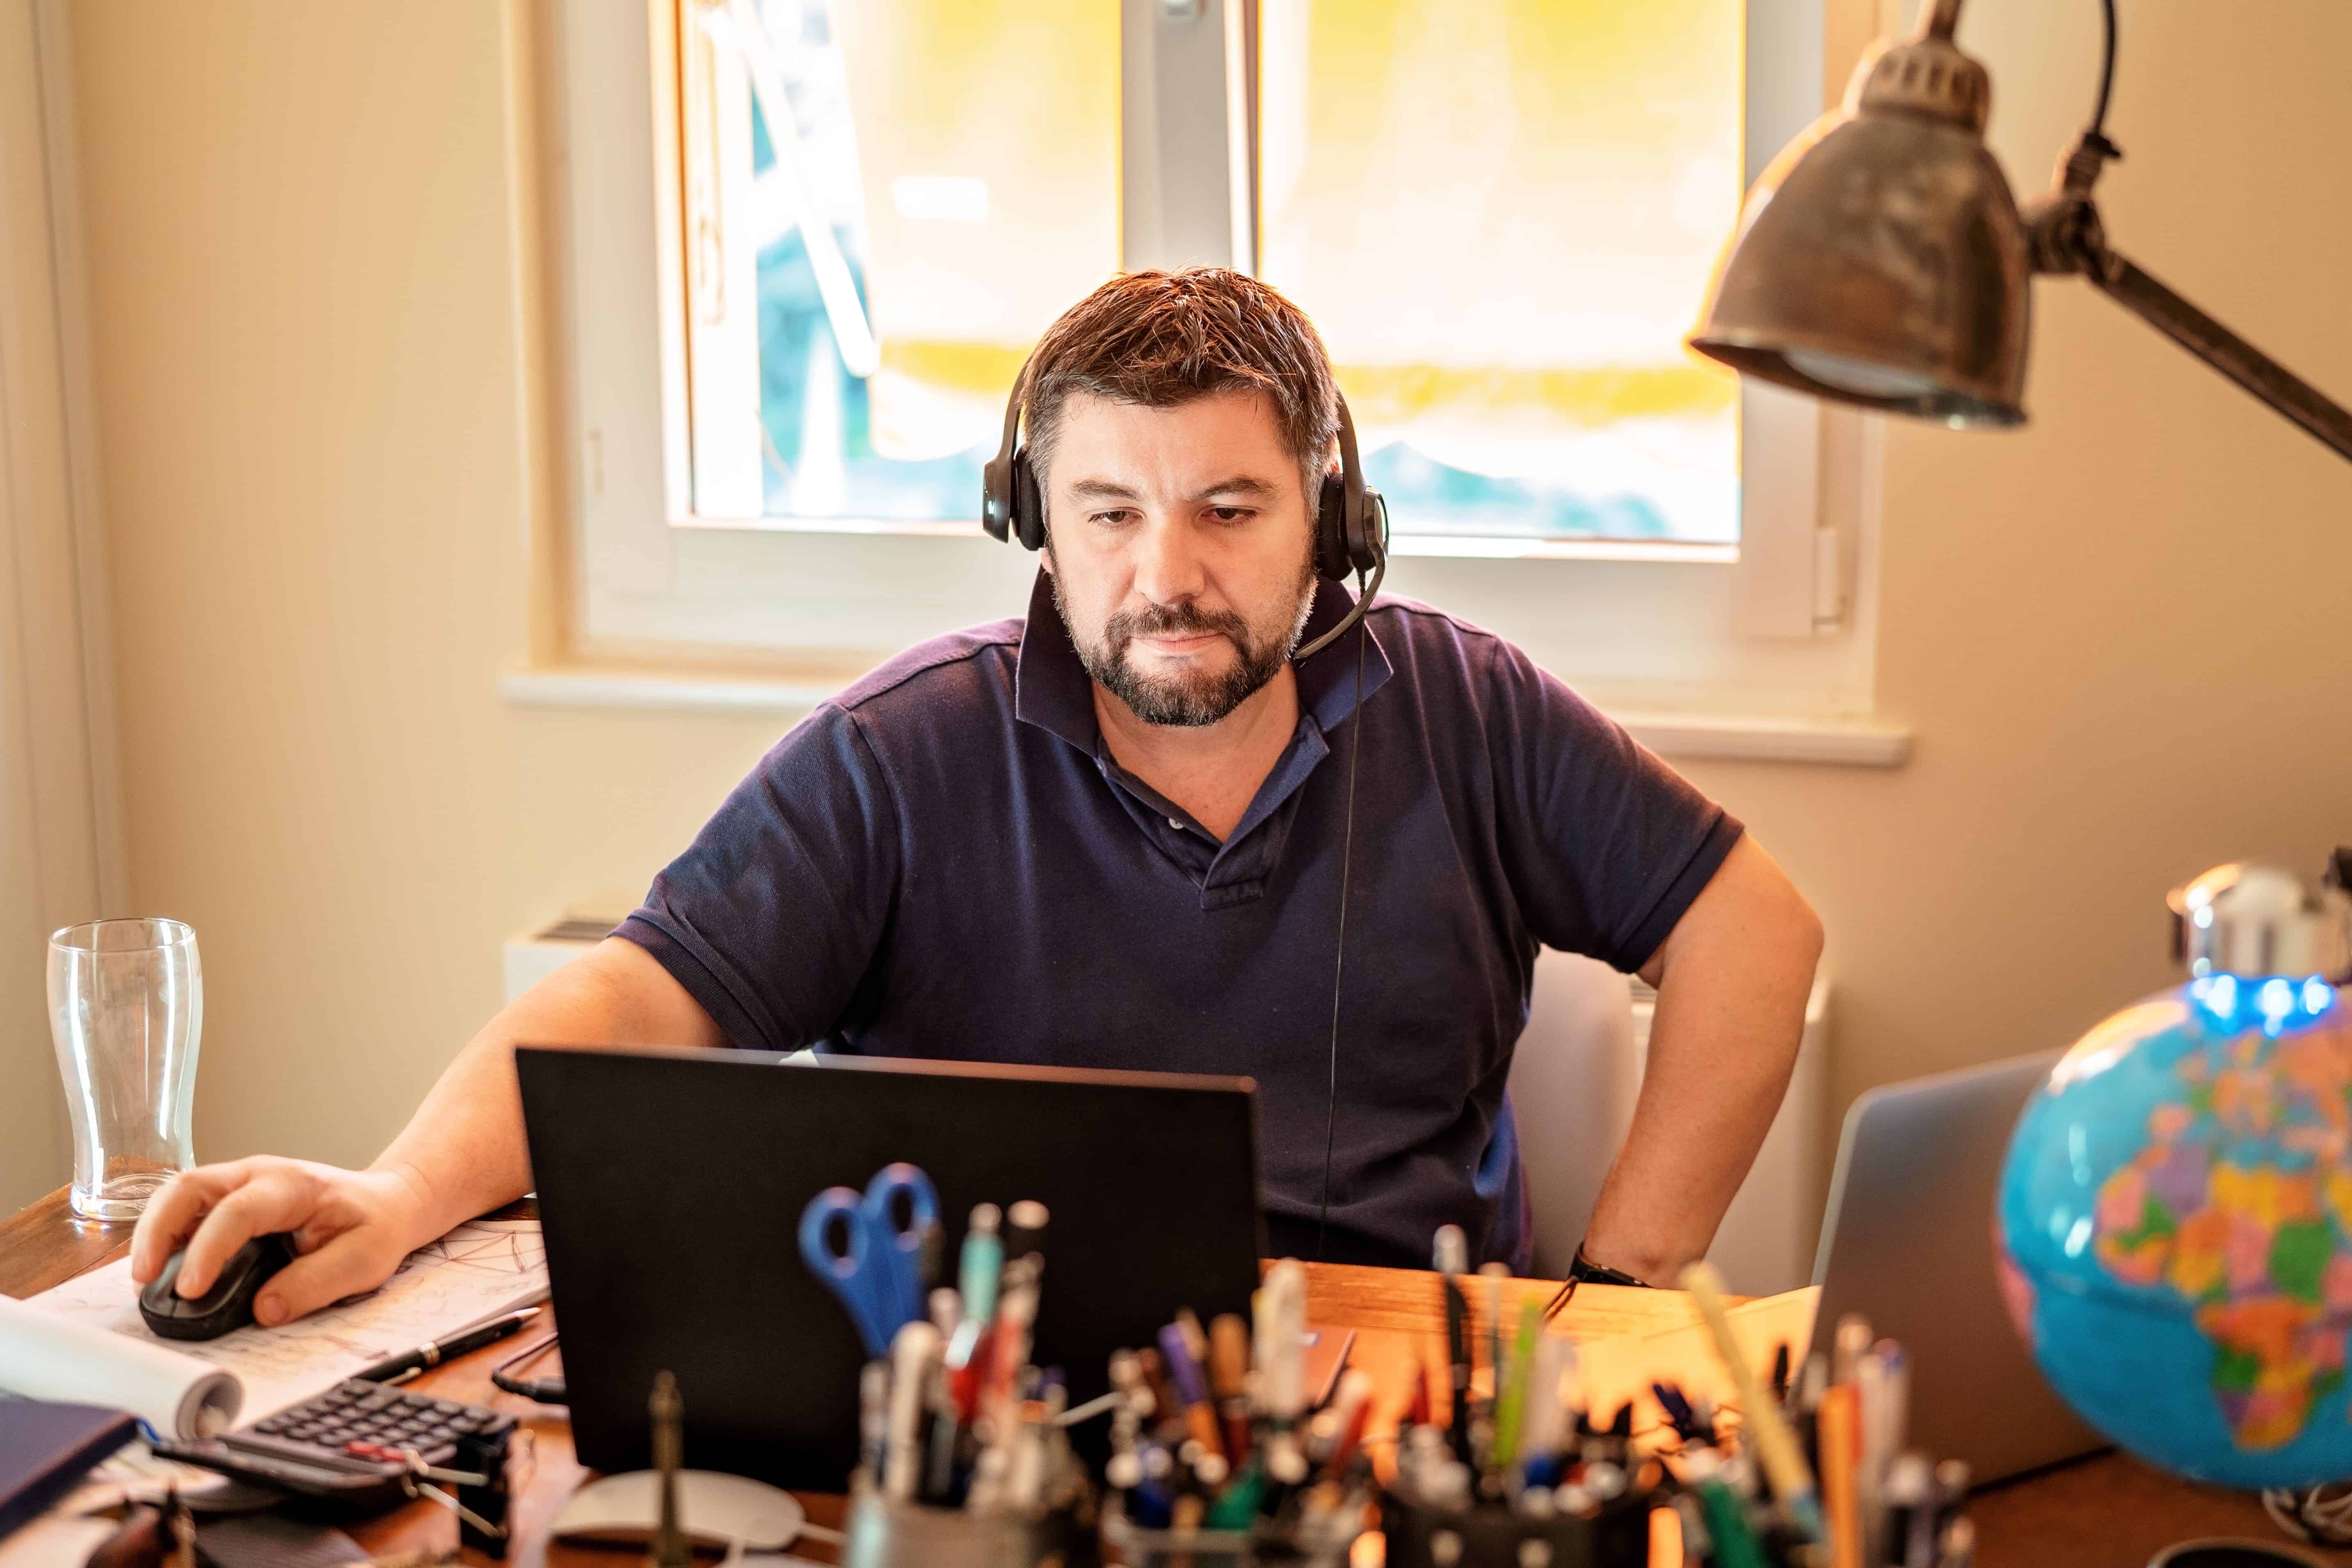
[1998,972,2352,1488]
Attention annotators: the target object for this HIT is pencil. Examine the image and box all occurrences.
[1817,1383,1862,1568]
[1679,1261,1824,1542]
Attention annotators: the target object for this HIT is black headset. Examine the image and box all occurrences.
[981,360,1388,659]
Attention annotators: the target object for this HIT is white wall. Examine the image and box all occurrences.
[49,0,2352,1220]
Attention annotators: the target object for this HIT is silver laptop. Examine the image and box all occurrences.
[1808,1049,2106,1486]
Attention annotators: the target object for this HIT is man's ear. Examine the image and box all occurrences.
[1038,529,1055,574]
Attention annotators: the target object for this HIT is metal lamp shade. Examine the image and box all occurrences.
[1690,23,2034,427]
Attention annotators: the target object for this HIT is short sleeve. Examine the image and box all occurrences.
[1483,641,1743,973]
[615,704,901,1051]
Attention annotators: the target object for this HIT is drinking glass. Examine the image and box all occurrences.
[49,918,202,1221]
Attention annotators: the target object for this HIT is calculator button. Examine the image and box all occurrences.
[355,1389,401,1412]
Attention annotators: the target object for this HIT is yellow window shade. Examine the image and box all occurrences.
[1259,0,1742,516]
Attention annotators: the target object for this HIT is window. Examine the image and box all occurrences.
[553,0,1883,727]
[672,0,1743,555]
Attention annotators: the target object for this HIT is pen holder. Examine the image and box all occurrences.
[1102,1514,1362,1568]
[1100,1488,1369,1568]
[1101,1517,1255,1567]
[1378,1492,1654,1568]
[842,1487,1083,1568]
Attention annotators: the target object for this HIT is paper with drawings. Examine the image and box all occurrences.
[29,1217,547,1424]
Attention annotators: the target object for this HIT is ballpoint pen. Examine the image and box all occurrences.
[1477,1261,1508,1417]
[356,1307,542,1384]
[1157,1320,1225,1461]
[884,1320,940,1501]
[1433,1225,1474,1466]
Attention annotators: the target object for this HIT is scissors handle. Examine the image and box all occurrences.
[799,1186,893,1357]
[863,1163,939,1330]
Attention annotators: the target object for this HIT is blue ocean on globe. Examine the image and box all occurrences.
[1998,973,2352,1489]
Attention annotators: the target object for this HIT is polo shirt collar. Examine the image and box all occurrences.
[1013,569,1392,752]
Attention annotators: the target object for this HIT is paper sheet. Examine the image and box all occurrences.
[26,1217,548,1424]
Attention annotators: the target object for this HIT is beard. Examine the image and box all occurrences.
[1053,555,1319,728]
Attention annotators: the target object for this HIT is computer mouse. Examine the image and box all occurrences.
[139,1232,298,1340]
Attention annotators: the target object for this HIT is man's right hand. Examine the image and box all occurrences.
[130,1158,435,1328]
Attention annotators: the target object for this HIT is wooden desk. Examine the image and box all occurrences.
[0,1190,2296,1567]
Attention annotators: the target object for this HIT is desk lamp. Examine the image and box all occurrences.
[1687,0,2352,462]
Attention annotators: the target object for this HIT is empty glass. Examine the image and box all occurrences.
[49,918,202,1221]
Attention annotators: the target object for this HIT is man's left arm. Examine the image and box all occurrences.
[1580,834,1824,1282]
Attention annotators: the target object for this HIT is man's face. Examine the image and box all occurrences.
[1041,389,1319,728]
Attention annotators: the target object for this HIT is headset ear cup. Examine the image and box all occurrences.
[1351,487,1385,576]
[1315,473,1350,581]
[1012,450,1046,552]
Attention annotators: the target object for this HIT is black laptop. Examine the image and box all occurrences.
[515,1046,1265,1489]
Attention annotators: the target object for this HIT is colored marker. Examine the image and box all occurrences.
[947,1205,1001,1371]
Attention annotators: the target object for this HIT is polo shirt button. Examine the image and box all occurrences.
[1168,817,1183,830]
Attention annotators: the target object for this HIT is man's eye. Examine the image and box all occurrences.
[1208,506,1255,524]
[1090,509,1137,527]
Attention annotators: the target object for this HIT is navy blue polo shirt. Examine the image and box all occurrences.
[617,571,1741,1271]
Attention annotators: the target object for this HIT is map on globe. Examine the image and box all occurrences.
[2089,1023,2352,1452]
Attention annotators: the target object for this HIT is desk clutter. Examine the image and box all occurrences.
[1386,1244,1977,1568]
[799,1171,1978,1568]
[6,1182,1982,1568]
[0,1218,547,1565]
[1094,1261,1372,1566]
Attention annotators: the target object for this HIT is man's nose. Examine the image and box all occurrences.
[1129,511,1209,605]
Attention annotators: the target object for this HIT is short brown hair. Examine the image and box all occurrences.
[1021,268,1341,515]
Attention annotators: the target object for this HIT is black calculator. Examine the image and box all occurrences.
[158,1379,514,1513]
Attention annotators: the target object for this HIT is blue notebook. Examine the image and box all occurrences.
[0,1397,137,1542]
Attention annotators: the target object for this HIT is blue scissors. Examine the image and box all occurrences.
[798,1162,939,1358]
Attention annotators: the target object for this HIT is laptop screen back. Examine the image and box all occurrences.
[517,1046,1263,1490]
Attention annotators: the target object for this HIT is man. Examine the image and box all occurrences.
[133,270,1821,1324]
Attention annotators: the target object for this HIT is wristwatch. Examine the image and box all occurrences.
[1567,1244,1652,1288]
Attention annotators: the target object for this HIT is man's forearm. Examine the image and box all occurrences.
[370,937,724,1246]
[1581,837,1823,1282]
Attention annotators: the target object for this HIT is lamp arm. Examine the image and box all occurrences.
[2007,0,2352,466]
[2082,247,2352,465]
[2025,129,2352,468]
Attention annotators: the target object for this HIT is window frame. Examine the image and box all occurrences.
[549,0,1884,723]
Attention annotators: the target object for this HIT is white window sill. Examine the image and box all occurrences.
[500,667,1911,768]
